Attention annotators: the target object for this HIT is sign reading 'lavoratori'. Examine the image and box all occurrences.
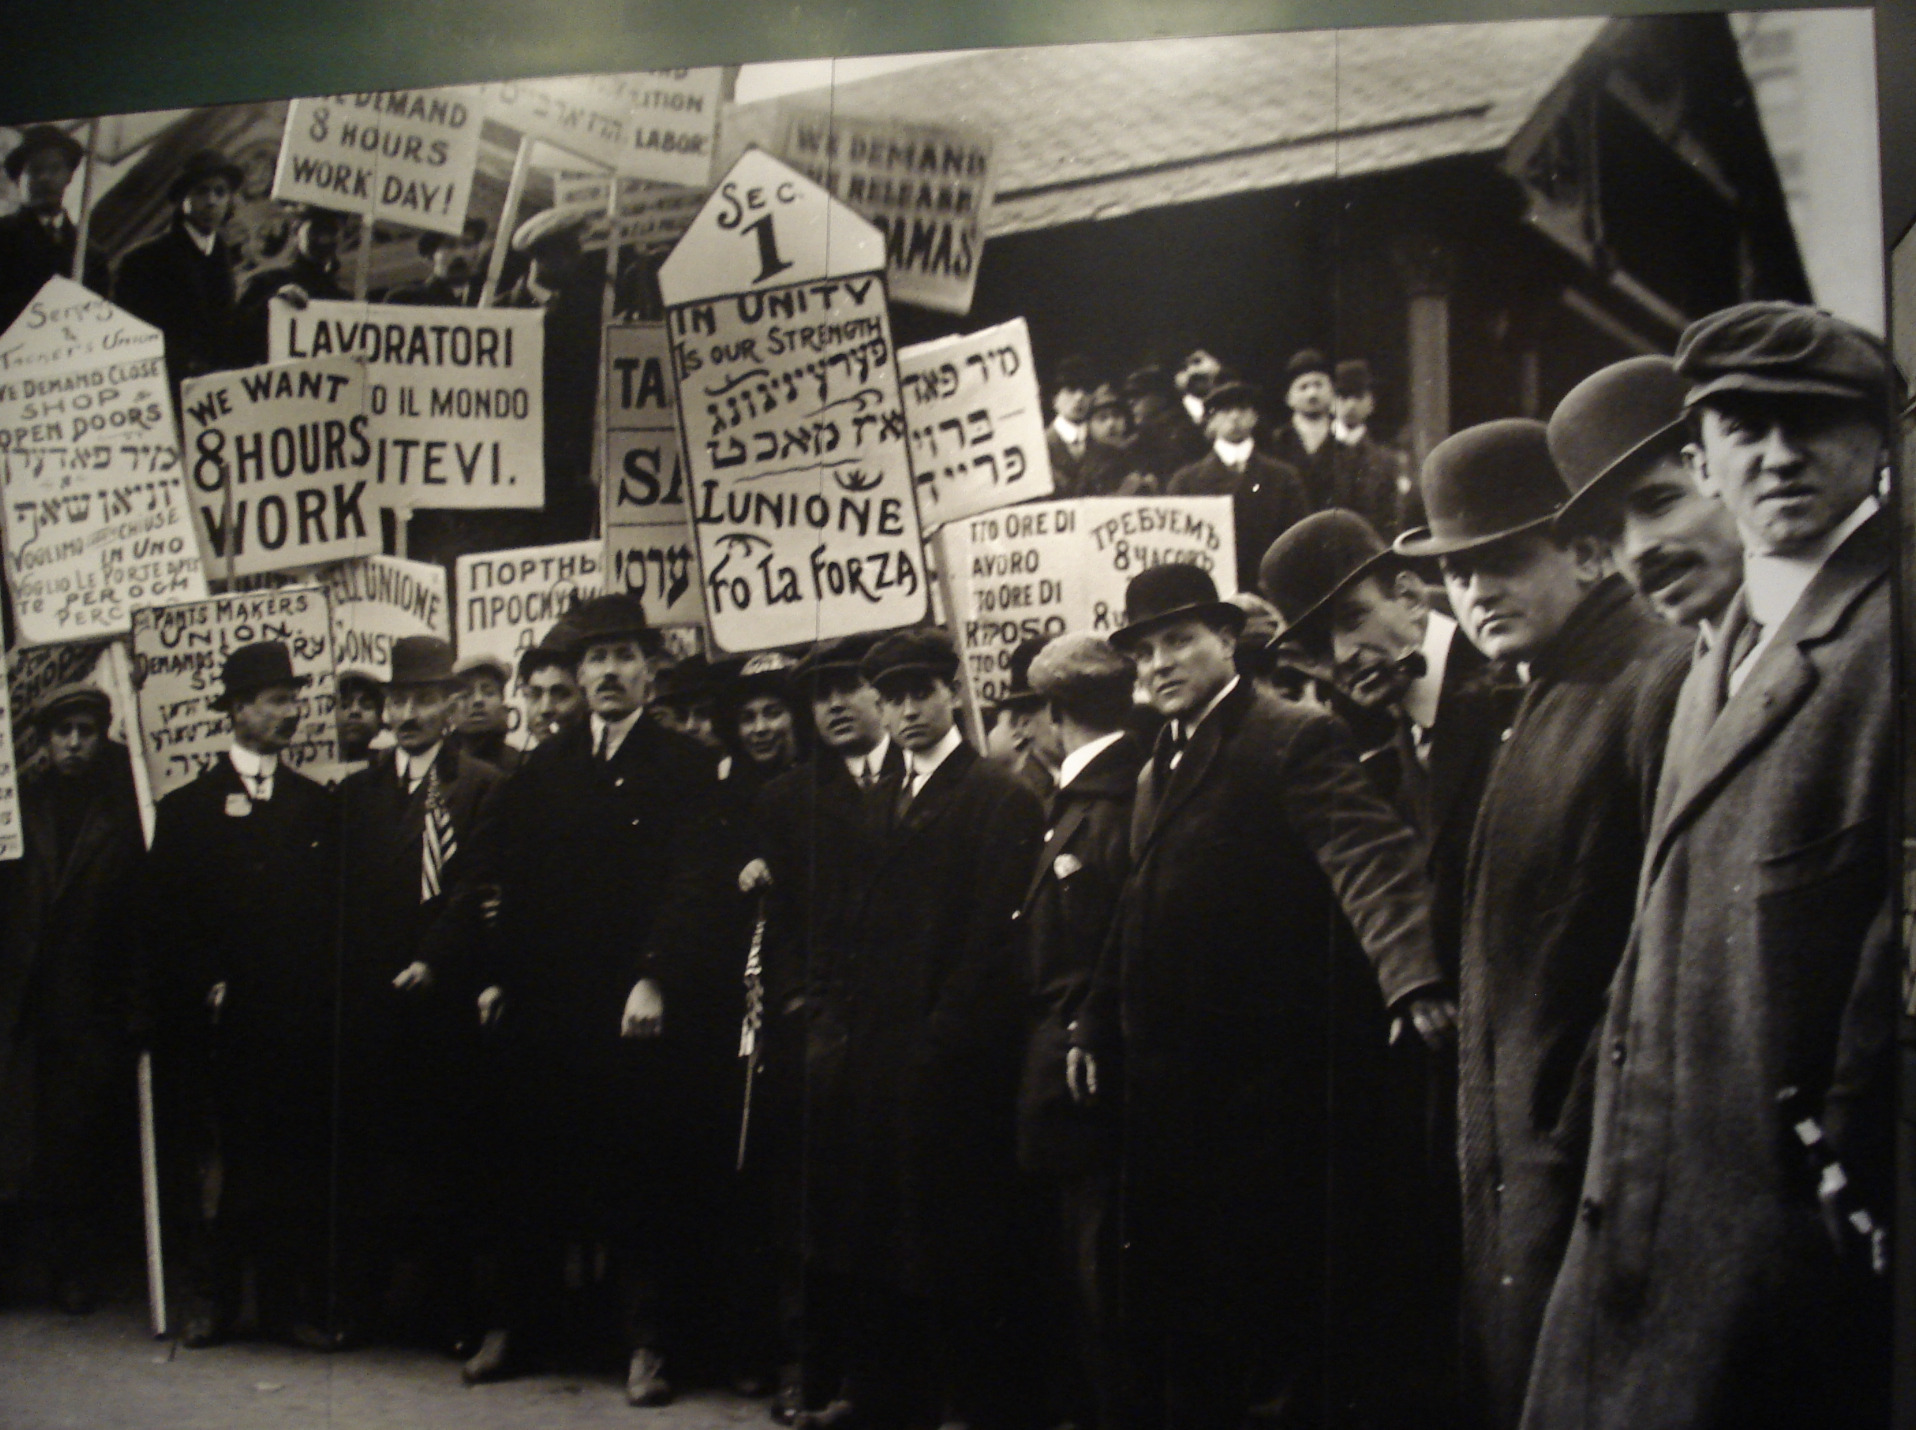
[269,301,544,509]
[273,87,486,236]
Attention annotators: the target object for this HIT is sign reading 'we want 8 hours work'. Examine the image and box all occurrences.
[658,148,927,652]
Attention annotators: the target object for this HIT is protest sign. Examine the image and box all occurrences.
[6,637,118,778]
[0,655,19,861]
[602,321,704,629]
[455,540,603,672]
[270,301,544,509]
[556,174,707,253]
[485,70,726,186]
[129,586,341,800]
[779,109,994,315]
[658,149,926,652]
[273,88,485,236]
[941,496,1235,701]
[898,319,1050,528]
[0,279,207,645]
[322,555,450,679]
[179,356,379,577]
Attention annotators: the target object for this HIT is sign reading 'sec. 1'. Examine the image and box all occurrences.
[657,148,927,653]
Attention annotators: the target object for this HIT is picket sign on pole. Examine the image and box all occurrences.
[932,525,989,750]
[353,211,375,301]
[70,118,99,284]
[481,135,534,309]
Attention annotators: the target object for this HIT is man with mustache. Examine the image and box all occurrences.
[1547,356,1744,631]
[144,642,339,1349]
[1395,422,1690,1430]
[1525,305,1900,1430]
[334,637,507,1348]
[388,217,489,306]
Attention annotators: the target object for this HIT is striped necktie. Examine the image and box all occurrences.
[420,761,456,902]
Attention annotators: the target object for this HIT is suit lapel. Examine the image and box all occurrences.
[1136,679,1244,858]
[1023,799,1093,914]
[893,741,975,845]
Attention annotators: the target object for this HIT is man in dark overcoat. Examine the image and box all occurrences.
[0,125,107,334]
[1524,305,1899,1430]
[1267,348,1338,508]
[1077,562,1450,1430]
[334,636,505,1344]
[231,205,348,363]
[386,218,488,306]
[144,641,339,1348]
[803,628,1044,1430]
[1326,360,1414,537]
[1168,381,1310,591]
[111,150,245,402]
[0,685,144,1313]
[1395,421,1691,1430]
[474,594,717,1403]
[1045,355,1098,498]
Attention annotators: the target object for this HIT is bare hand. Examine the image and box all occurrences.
[393,961,434,992]
[272,283,311,310]
[206,981,227,1014]
[1066,1046,1099,1104]
[477,986,504,1027]
[738,858,773,894]
[1392,994,1458,1053]
[621,978,665,1039]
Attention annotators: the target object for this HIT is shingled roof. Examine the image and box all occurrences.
[725,18,1609,237]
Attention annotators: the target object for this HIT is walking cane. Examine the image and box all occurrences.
[737,900,767,1172]
[137,1050,167,1336]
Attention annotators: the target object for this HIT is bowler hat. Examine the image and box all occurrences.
[212,641,309,711]
[1674,301,1896,412]
[1110,563,1245,650]
[1259,509,1397,637]
[1203,380,1261,419]
[1333,359,1373,398]
[167,150,245,203]
[564,594,658,654]
[794,633,881,686]
[389,637,460,688]
[999,635,1054,710]
[5,125,84,183]
[861,629,960,689]
[1286,348,1331,384]
[1123,365,1176,402]
[1394,419,1567,559]
[453,652,512,687]
[31,682,110,729]
[1549,356,1690,535]
[417,216,487,258]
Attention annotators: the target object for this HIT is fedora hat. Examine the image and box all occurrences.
[5,125,84,183]
[388,636,460,688]
[861,629,960,689]
[30,682,110,729]
[1258,509,1397,638]
[211,641,309,711]
[167,150,245,203]
[1110,563,1245,650]
[563,594,662,655]
[1394,419,1567,559]
[1549,356,1690,535]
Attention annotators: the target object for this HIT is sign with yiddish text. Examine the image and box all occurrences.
[485,70,726,187]
[898,318,1050,528]
[601,321,703,629]
[455,540,604,673]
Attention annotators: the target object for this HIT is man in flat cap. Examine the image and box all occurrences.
[452,654,522,775]
[1327,359,1415,537]
[0,125,106,333]
[992,633,1061,801]
[1268,348,1338,508]
[1077,562,1448,1430]
[1169,380,1310,591]
[387,217,489,307]
[233,205,349,364]
[144,641,340,1348]
[799,628,1043,1430]
[1396,420,1690,1430]
[1077,384,1157,497]
[1526,304,1900,1430]
[334,637,507,1347]
[0,684,144,1315]
[1013,633,1146,1430]
[1547,355,1744,631]
[516,636,586,749]
[112,149,246,401]
[477,594,718,1401]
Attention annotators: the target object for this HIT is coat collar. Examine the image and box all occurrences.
[1134,676,1254,857]
[887,738,978,843]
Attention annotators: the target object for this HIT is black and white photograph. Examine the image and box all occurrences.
[0,6,1902,1429]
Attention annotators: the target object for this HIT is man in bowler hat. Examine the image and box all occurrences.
[1547,355,1744,630]
[1169,380,1310,591]
[112,149,246,400]
[1396,421,1690,1430]
[144,641,340,1348]
[1078,561,1447,1430]
[1525,304,1901,1430]
[334,637,507,1346]
[0,125,107,333]
[387,217,489,307]
[1268,348,1338,507]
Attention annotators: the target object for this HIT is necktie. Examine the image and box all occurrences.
[595,723,612,762]
[1151,721,1186,792]
[421,762,456,902]
[857,760,876,790]
[1724,609,1765,700]
[895,767,919,823]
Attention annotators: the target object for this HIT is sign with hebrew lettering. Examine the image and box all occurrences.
[659,149,926,652]
[485,70,726,186]
[897,319,1050,529]
[601,321,704,629]
[273,88,485,236]
[0,279,208,646]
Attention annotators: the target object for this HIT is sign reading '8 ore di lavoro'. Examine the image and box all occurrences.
[180,356,379,578]
[0,279,207,646]
[658,149,926,652]
[942,496,1235,701]
[129,586,341,800]
[269,301,544,509]
[602,322,704,628]
[454,540,604,674]
[273,88,486,236]
[897,318,1050,528]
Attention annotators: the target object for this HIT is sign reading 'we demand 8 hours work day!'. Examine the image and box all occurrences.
[657,149,927,652]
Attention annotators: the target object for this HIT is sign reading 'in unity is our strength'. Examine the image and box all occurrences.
[657,149,927,652]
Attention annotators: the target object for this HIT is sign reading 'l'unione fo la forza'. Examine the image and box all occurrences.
[657,148,927,653]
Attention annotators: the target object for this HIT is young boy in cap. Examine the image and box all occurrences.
[1169,380,1310,591]
[1396,420,1690,1430]
[452,654,522,774]
[0,124,106,332]
[144,641,340,1349]
[112,149,246,399]
[1525,303,1900,1430]
[1327,359,1414,537]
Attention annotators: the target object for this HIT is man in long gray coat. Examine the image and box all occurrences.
[1523,304,1899,1430]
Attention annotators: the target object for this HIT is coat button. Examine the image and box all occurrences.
[1580,1197,1603,1226]
[630,818,641,827]
[615,777,625,788]
[1610,1040,1626,1066]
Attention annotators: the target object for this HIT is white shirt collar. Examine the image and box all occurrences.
[1332,419,1367,446]
[228,743,278,778]
[1213,435,1255,468]
[1741,495,1877,632]
[903,724,964,786]
[842,733,891,782]
[395,741,443,788]
[1058,730,1125,791]
[183,222,220,256]
[1176,675,1239,744]
[1292,413,1331,452]
[591,708,644,761]
[1401,612,1457,735]
[1052,414,1086,448]
[1182,393,1207,426]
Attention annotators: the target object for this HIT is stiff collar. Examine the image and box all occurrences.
[902,724,964,785]
[1213,435,1255,469]
[228,743,278,779]
[1402,612,1457,734]
[182,221,220,256]
[1174,675,1240,745]
[590,707,644,762]
[1058,730,1125,790]
[1052,414,1087,449]
[842,733,891,783]
[394,741,444,788]
[1292,412,1331,453]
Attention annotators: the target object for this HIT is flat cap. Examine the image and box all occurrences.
[1203,380,1262,418]
[511,201,595,254]
[1675,301,1896,411]
[1000,634,1055,709]
[861,628,960,688]
[1027,632,1134,702]
[794,633,881,685]
[31,682,110,728]
[452,652,512,686]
